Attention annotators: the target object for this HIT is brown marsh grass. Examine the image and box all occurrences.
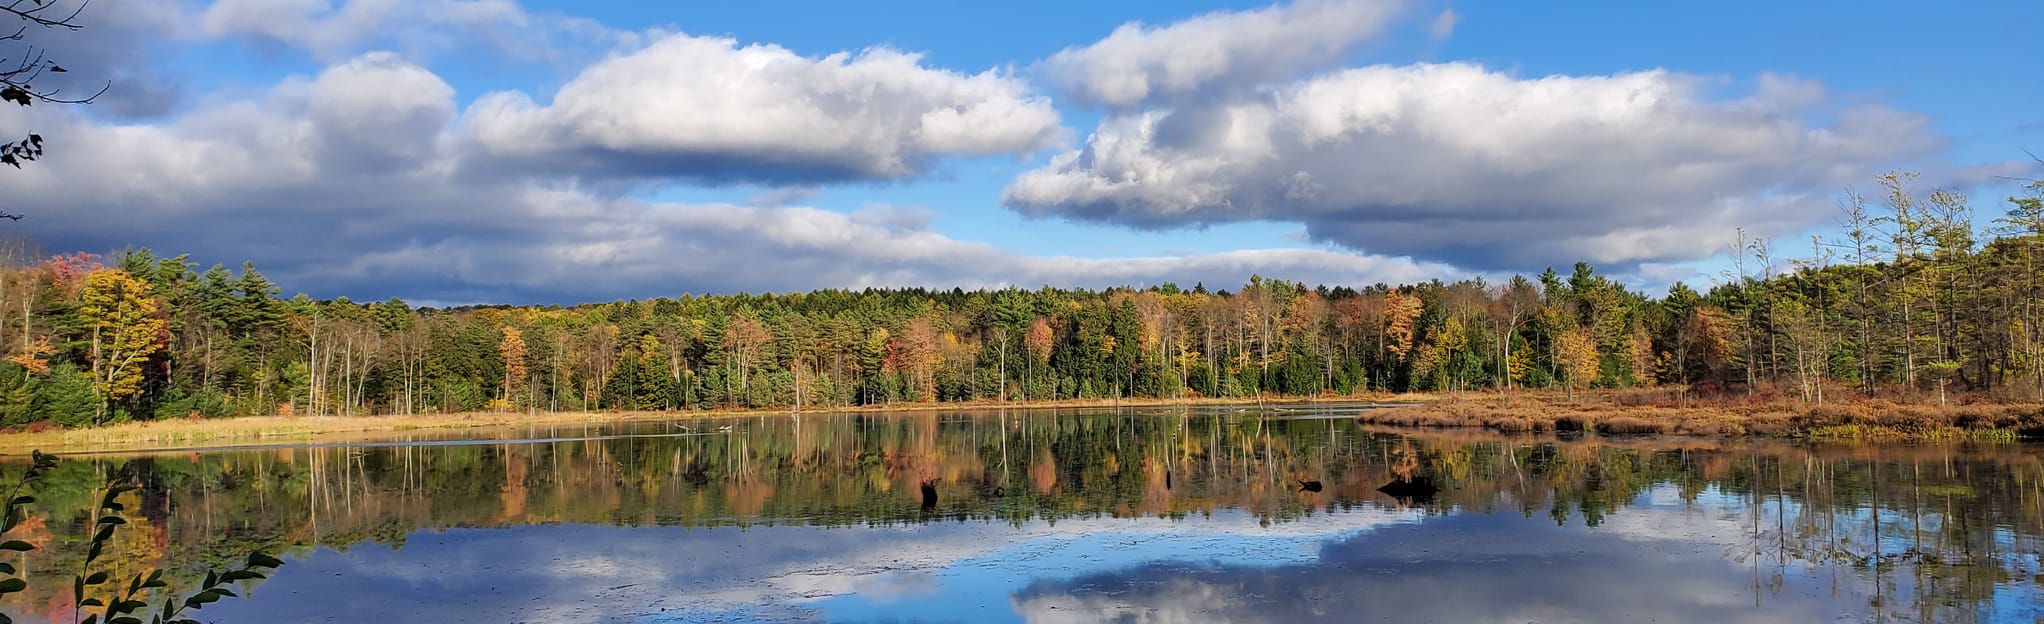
[1356,390,2044,441]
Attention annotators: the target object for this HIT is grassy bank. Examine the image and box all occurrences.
[0,394,1398,455]
[1359,390,2044,441]
[9,389,2035,455]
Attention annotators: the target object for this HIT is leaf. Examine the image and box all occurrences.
[0,578,24,594]
[246,553,283,568]
[48,66,64,73]
[97,515,127,526]
[0,87,29,107]
[86,570,109,585]
[182,591,221,608]
[81,597,104,607]
[0,562,13,574]
[109,618,142,624]
[9,496,32,506]
[0,540,34,552]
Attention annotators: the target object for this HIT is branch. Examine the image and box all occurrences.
[1,0,87,31]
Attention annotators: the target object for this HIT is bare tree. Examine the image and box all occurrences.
[0,0,109,218]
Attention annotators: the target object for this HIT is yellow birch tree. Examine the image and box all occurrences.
[80,269,166,424]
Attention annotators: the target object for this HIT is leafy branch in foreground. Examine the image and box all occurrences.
[0,451,282,624]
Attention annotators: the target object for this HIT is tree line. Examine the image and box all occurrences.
[0,172,2037,426]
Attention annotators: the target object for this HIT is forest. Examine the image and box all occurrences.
[0,172,2038,428]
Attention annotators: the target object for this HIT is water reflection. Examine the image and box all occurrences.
[0,406,2040,622]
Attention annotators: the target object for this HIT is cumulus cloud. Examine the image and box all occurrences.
[459,33,1064,184]
[1,50,1440,304]
[1006,63,1942,270]
[1040,0,1412,110]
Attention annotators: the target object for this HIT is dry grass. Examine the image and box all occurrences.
[0,411,650,455]
[1356,390,2044,441]
[0,393,1420,455]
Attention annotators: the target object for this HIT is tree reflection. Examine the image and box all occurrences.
[1,407,2040,621]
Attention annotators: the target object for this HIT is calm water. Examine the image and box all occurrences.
[3,404,2043,623]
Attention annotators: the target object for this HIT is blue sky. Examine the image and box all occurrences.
[5,0,2038,304]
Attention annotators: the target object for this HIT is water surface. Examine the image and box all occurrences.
[3,405,2040,623]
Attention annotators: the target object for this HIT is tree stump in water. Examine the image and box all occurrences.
[1376,476,1438,504]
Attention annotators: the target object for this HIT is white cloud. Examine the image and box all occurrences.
[459,33,1064,184]
[1005,63,1942,270]
[1040,0,1413,110]
[0,49,1445,303]
[1429,8,1458,40]
[197,0,626,62]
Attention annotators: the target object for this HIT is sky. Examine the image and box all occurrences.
[2,0,2039,305]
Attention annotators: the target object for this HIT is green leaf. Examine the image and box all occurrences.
[246,553,284,568]
[9,496,32,506]
[220,570,262,582]
[0,561,14,574]
[108,618,142,624]
[0,540,32,552]
[80,615,97,624]
[0,577,25,594]
[97,515,127,526]
[81,597,104,607]
[211,588,237,599]
[85,570,109,585]
[183,591,221,608]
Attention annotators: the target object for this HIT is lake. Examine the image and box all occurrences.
[3,404,2041,623]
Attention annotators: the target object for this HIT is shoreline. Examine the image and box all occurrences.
[5,390,2039,455]
[0,394,1406,455]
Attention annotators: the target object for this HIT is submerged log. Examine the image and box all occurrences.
[1376,476,1439,503]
